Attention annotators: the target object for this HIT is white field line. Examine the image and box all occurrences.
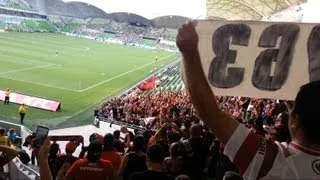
[0,64,55,75]
[0,76,79,92]
[79,54,176,92]
[69,58,181,118]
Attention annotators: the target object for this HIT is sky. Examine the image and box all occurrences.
[63,0,207,19]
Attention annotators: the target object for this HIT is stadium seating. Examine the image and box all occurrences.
[0,0,34,11]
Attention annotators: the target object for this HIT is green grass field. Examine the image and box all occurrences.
[0,32,177,130]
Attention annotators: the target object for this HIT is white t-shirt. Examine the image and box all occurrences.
[223,124,320,180]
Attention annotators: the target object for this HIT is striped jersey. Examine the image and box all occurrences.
[223,124,320,179]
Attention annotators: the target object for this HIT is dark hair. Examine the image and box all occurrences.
[146,144,164,163]
[223,171,243,180]
[87,141,102,163]
[169,142,184,158]
[142,130,152,145]
[49,143,60,157]
[113,130,120,139]
[280,113,289,126]
[89,133,98,143]
[292,81,320,143]
[14,137,22,145]
[133,135,145,151]
[103,133,114,151]
[167,132,181,144]
[254,117,264,131]
[0,128,5,134]
[184,119,192,128]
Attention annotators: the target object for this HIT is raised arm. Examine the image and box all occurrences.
[0,145,19,166]
[38,138,53,180]
[176,21,239,144]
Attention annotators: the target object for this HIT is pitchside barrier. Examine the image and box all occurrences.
[184,20,320,100]
[0,89,61,111]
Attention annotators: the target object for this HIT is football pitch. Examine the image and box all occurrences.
[0,32,177,130]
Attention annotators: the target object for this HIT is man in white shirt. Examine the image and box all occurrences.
[176,21,320,179]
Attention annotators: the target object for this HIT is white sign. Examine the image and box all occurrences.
[0,90,61,111]
[193,20,320,100]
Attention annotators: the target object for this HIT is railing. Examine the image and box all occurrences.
[8,158,40,180]
[0,120,39,180]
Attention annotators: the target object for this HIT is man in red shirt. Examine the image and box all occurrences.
[66,141,115,180]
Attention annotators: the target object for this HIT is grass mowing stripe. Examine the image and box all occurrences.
[0,75,79,92]
[79,54,175,92]
[0,54,49,65]
[0,64,55,75]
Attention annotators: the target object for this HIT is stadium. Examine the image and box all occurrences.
[0,0,320,179]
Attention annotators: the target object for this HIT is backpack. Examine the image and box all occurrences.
[55,158,72,180]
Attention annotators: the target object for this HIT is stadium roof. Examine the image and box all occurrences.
[207,0,307,20]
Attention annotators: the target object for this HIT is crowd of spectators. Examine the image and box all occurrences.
[98,89,292,144]
[31,88,293,180]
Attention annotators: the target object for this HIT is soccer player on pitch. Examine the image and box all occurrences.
[176,21,320,179]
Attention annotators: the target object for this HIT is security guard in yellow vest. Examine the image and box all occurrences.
[4,88,10,105]
[0,128,10,146]
[19,104,27,124]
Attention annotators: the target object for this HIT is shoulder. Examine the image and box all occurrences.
[74,159,86,165]
[128,171,144,179]
[99,159,112,166]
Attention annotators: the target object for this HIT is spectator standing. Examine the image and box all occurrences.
[19,104,27,124]
[3,88,10,105]
[119,135,147,179]
[0,129,10,147]
[164,142,185,179]
[7,129,17,145]
[66,141,115,180]
[113,130,125,153]
[181,124,210,180]
[11,137,30,165]
[48,142,60,179]
[120,126,133,148]
[55,141,78,180]
[128,144,171,180]
[100,134,122,172]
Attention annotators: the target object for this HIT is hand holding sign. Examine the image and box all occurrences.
[176,20,199,56]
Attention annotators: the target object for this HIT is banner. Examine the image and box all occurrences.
[0,90,61,111]
[139,76,157,91]
[192,20,320,100]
